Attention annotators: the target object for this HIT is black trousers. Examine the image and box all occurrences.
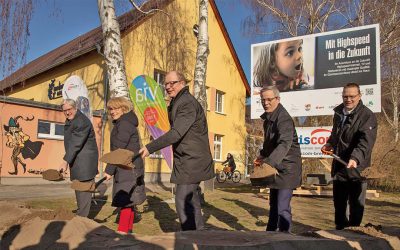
[267,188,293,232]
[175,183,204,231]
[333,180,367,229]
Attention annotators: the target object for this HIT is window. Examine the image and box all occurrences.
[213,134,223,161]
[154,69,166,97]
[37,120,64,140]
[215,90,224,113]
[149,136,164,159]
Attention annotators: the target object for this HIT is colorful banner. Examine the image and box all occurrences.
[130,75,172,169]
[62,75,92,120]
[251,24,381,118]
[297,126,332,158]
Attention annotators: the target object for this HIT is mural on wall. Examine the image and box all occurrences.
[3,115,44,175]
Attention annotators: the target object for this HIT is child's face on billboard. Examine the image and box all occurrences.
[275,40,303,79]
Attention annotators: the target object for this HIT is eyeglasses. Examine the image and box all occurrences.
[62,107,74,113]
[342,94,359,100]
[261,97,277,102]
[164,80,181,87]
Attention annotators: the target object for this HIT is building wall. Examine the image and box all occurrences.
[0,99,103,183]
[6,0,247,178]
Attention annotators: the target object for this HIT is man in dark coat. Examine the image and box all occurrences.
[59,99,99,217]
[139,70,214,231]
[254,86,302,232]
[322,83,377,230]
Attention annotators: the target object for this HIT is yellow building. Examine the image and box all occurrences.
[0,0,249,183]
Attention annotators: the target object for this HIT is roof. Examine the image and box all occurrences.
[209,0,250,95]
[0,0,250,95]
[1,96,102,116]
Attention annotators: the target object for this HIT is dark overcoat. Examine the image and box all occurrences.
[105,111,146,207]
[327,101,377,181]
[260,104,302,189]
[146,86,215,184]
[63,110,98,181]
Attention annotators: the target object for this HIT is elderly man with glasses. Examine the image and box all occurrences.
[254,86,302,232]
[59,99,99,217]
[139,70,214,231]
[322,82,377,230]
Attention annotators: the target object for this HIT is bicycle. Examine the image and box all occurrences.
[216,167,241,183]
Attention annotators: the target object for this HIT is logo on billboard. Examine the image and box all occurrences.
[298,128,332,145]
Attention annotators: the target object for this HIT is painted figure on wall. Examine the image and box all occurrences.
[3,116,44,175]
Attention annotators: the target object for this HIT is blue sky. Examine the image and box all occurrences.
[20,0,270,83]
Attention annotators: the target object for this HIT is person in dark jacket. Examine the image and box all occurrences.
[222,153,236,175]
[59,99,99,217]
[103,97,146,235]
[254,86,302,232]
[139,70,214,231]
[322,83,377,230]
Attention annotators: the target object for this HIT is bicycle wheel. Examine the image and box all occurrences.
[232,170,241,183]
[217,171,227,183]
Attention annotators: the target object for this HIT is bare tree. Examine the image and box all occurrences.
[0,0,34,79]
[338,0,400,143]
[242,0,347,38]
[193,0,209,111]
[97,0,129,98]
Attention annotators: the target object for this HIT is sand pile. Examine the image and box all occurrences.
[0,201,32,233]
[1,200,398,249]
[0,200,157,249]
[1,215,157,249]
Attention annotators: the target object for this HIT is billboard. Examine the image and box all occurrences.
[251,24,381,118]
[297,127,332,158]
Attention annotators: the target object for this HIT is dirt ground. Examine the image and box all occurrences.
[0,182,399,249]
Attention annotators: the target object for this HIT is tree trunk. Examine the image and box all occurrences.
[193,0,209,111]
[97,0,129,98]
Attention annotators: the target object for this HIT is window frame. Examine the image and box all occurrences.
[215,90,225,114]
[37,120,64,140]
[154,69,167,97]
[213,134,223,161]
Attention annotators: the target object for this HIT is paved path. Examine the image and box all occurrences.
[0,182,175,200]
[0,183,76,200]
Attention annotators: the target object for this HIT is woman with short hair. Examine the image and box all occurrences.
[104,97,146,235]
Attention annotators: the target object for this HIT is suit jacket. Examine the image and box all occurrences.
[260,104,302,189]
[327,101,377,181]
[63,110,98,181]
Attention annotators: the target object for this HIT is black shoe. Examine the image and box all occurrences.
[8,171,17,175]
[22,164,26,173]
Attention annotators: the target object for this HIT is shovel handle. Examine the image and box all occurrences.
[95,177,107,188]
[331,153,348,166]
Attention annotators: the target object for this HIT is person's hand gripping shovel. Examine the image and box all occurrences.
[321,145,365,180]
[321,145,348,166]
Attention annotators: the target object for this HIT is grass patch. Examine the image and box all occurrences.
[23,185,400,235]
